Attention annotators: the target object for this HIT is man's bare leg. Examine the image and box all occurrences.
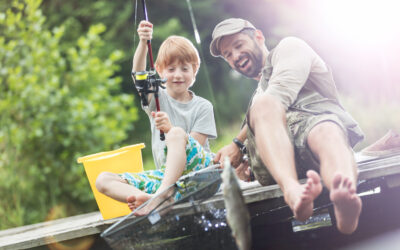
[249,94,322,221]
[308,122,362,234]
[130,127,188,215]
[286,170,323,221]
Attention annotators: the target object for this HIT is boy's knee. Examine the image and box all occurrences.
[166,127,187,143]
[95,172,115,193]
[249,94,286,126]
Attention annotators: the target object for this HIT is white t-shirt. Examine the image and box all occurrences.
[142,88,217,169]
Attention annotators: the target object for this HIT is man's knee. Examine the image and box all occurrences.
[308,122,348,149]
[166,127,187,144]
[249,94,286,127]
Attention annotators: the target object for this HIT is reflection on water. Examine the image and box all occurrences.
[194,205,228,232]
[103,204,237,250]
[102,169,238,250]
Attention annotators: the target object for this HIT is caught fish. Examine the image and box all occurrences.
[222,157,252,250]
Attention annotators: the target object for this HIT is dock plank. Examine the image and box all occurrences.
[1,154,399,249]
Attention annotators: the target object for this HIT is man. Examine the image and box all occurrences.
[210,18,364,234]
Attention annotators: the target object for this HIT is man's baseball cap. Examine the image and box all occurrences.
[210,18,256,57]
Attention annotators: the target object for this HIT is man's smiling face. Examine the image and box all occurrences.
[219,32,264,79]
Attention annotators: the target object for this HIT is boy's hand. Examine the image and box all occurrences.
[151,111,172,133]
[137,20,153,43]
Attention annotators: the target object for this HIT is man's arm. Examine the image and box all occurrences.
[214,124,248,167]
[266,37,321,109]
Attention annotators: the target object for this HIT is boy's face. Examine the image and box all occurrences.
[219,32,264,79]
[159,61,195,97]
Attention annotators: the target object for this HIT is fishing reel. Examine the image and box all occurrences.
[132,71,166,107]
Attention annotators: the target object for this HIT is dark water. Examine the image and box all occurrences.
[101,171,400,250]
[103,204,237,250]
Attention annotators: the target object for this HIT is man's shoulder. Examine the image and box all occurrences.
[276,37,309,50]
[270,36,316,64]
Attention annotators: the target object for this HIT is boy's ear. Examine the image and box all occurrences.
[155,65,163,77]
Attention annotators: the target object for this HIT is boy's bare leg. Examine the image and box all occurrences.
[156,127,187,193]
[95,172,147,205]
[96,172,156,213]
[308,122,362,234]
[249,94,322,221]
[133,127,188,215]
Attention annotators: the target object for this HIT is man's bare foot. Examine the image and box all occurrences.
[330,173,362,234]
[285,170,323,221]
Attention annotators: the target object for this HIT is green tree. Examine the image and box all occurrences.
[39,0,256,146]
[0,0,138,229]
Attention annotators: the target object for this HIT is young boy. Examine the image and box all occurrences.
[95,20,217,214]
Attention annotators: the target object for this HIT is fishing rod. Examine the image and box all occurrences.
[141,0,154,71]
[132,0,166,141]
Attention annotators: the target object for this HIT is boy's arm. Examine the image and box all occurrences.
[213,125,247,167]
[190,131,208,146]
[132,40,148,72]
[132,21,154,104]
[132,20,152,72]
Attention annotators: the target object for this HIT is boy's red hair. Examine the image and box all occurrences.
[155,36,200,75]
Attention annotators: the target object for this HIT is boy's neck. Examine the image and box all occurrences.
[167,89,193,103]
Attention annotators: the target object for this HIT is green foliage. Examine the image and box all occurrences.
[1,0,397,231]
[0,0,138,229]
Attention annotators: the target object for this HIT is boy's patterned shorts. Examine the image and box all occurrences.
[119,135,214,198]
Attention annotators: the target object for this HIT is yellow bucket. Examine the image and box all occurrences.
[77,143,145,220]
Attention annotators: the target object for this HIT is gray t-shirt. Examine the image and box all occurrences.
[143,88,217,169]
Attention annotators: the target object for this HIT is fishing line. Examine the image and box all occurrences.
[186,0,200,45]
[185,0,221,129]
[133,0,138,53]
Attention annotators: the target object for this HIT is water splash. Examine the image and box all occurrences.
[193,204,228,232]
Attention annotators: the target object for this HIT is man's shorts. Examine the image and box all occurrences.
[119,135,214,197]
[246,109,348,186]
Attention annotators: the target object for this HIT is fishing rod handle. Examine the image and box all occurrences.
[154,92,165,141]
[147,41,155,70]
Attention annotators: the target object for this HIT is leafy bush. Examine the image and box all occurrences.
[0,0,138,229]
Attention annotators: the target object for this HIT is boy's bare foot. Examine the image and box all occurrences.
[330,173,362,234]
[127,191,174,216]
[126,193,152,214]
[285,170,322,221]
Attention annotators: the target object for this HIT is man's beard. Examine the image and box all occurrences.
[236,43,264,79]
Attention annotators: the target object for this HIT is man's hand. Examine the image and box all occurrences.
[214,142,242,168]
[235,160,251,182]
[152,111,172,133]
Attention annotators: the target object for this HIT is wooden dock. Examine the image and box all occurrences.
[1,153,400,250]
